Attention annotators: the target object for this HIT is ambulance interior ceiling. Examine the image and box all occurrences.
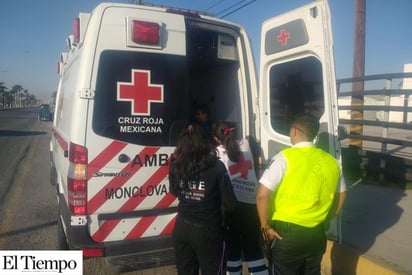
[269,56,324,136]
[186,26,242,128]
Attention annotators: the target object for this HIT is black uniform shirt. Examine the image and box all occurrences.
[169,157,237,227]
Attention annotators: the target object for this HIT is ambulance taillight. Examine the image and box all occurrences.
[73,18,80,45]
[72,13,91,47]
[68,142,88,215]
[132,20,160,45]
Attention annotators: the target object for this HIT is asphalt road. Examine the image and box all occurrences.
[0,108,56,251]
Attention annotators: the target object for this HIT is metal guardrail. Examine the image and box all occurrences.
[337,72,412,183]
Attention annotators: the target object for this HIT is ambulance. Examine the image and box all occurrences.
[50,0,341,270]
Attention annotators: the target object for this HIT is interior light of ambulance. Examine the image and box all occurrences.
[132,20,160,45]
[73,17,80,44]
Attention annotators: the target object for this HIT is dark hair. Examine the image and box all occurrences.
[290,113,320,140]
[212,121,240,162]
[170,123,215,183]
[195,104,209,115]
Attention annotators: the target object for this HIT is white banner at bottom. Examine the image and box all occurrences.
[0,250,83,275]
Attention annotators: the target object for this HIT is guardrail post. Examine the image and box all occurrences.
[379,79,392,182]
[403,94,410,123]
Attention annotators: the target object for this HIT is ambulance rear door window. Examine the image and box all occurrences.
[93,50,189,146]
[269,56,324,135]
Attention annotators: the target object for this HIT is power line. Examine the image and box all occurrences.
[204,0,225,12]
[219,0,256,18]
[216,0,249,16]
[129,0,253,18]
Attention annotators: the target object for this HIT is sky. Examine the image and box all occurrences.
[0,0,411,100]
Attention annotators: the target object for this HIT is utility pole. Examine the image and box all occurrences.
[350,0,366,148]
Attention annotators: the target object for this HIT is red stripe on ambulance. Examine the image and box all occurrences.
[87,146,160,214]
[91,158,172,242]
[117,160,170,212]
[125,185,177,240]
[88,141,128,180]
[53,130,68,151]
[91,219,119,243]
[162,215,177,235]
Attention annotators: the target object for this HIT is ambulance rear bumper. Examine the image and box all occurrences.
[67,222,175,270]
[59,195,175,270]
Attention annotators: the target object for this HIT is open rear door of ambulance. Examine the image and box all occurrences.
[258,0,342,242]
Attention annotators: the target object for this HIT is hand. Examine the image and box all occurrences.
[262,226,283,242]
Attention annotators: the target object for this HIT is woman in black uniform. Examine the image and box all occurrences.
[169,123,237,275]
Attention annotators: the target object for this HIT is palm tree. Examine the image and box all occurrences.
[11,84,24,107]
[0,83,38,108]
[22,89,29,107]
[28,94,37,106]
[0,82,7,108]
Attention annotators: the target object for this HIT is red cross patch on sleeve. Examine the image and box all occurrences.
[228,153,253,179]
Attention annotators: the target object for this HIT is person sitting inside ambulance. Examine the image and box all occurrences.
[194,104,212,134]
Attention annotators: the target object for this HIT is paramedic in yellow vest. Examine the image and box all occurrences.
[256,113,347,275]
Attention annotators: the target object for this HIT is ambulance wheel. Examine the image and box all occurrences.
[57,217,69,250]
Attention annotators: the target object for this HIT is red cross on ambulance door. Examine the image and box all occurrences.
[117,69,163,116]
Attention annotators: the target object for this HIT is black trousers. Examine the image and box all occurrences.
[173,216,225,275]
[225,202,267,273]
[270,220,326,275]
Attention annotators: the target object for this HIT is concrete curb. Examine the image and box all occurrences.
[321,240,402,275]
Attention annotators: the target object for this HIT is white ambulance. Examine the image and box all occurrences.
[51,0,341,270]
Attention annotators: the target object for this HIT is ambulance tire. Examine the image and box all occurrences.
[57,216,69,250]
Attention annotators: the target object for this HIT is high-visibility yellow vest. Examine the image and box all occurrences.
[271,146,340,227]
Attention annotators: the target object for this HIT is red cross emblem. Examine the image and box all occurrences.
[229,153,252,179]
[117,69,163,115]
[277,29,290,46]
